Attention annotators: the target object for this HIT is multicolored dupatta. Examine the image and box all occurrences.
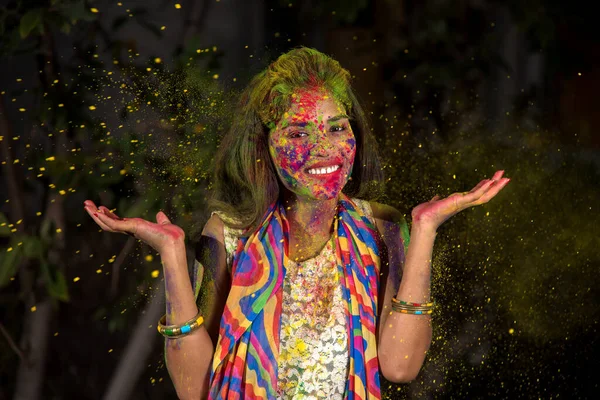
[209,194,382,399]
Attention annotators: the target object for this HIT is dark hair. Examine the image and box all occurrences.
[209,47,384,234]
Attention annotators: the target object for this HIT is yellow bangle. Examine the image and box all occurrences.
[157,310,204,338]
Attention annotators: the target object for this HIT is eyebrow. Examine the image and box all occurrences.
[284,114,351,128]
[286,121,309,128]
[327,114,351,122]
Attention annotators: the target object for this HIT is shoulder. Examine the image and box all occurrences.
[193,213,229,275]
[198,213,225,246]
[351,198,407,228]
[193,213,225,265]
[350,198,407,230]
[368,201,407,226]
[365,201,411,250]
[201,211,245,275]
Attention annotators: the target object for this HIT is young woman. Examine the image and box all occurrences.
[84,47,509,399]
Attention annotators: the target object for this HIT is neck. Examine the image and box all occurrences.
[282,189,340,255]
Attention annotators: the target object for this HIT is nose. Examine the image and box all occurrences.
[311,131,333,157]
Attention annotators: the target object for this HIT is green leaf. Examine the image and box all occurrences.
[58,0,97,24]
[0,212,11,236]
[22,235,44,259]
[40,260,70,302]
[0,246,23,288]
[48,269,69,302]
[40,217,54,242]
[19,9,43,39]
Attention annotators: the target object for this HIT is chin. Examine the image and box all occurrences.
[309,187,344,201]
[289,187,339,201]
[284,176,348,201]
[313,192,338,201]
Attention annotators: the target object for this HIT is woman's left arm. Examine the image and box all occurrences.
[375,170,510,383]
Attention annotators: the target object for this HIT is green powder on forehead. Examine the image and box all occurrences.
[242,48,353,128]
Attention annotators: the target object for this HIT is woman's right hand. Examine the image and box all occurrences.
[83,200,185,254]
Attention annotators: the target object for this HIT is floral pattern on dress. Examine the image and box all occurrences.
[276,238,348,399]
[215,198,374,399]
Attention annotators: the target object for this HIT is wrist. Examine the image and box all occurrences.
[410,221,438,237]
[160,238,186,253]
[160,241,187,267]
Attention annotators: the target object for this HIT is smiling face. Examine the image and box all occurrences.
[268,86,357,201]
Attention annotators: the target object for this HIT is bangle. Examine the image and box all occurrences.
[157,310,204,338]
[391,296,434,315]
[391,297,434,307]
[391,307,433,315]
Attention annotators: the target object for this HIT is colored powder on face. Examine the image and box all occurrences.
[268,87,356,200]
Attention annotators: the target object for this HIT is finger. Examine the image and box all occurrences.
[430,195,441,202]
[461,179,494,204]
[84,200,99,210]
[84,206,114,232]
[467,171,505,194]
[456,172,508,209]
[95,212,138,236]
[491,170,505,181]
[468,179,491,194]
[156,211,171,225]
[98,206,122,220]
[474,178,510,204]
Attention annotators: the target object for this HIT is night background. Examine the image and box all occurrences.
[0,0,598,399]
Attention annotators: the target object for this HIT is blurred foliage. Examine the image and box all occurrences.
[279,0,370,24]
[0,0,231,396]
[376,120,599,397]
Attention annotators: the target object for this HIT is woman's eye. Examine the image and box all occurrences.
[289,131,308,138]
[330,125,346,133]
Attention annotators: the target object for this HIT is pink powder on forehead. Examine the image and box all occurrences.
[288,86,344,125]
[292,85,331,106]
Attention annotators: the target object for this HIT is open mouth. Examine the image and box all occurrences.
[306,164,341,175]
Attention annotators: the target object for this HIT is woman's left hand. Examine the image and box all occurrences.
[411,170,510,232]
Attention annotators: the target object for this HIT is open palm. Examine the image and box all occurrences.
[83,200,185,253]
[412,170,510,230]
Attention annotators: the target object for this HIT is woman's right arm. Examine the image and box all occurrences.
[163,214,230,400]
[83,201,229,399]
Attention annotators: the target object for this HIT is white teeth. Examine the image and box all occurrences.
[307,165,340,175]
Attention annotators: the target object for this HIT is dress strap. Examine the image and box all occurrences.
[211,211,242,274]
[351,198,375,225]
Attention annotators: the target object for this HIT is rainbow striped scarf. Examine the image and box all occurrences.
[209,195,381,399]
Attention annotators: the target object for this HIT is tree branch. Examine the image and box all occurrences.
[102,284,166,400]
[0,322,25,363]
[110,236,138,299]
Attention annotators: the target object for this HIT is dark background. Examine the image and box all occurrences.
[1,0,598,399]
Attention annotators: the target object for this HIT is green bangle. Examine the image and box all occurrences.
[391,297,434,307]
[391,308,433,315]
[157,310,204,338]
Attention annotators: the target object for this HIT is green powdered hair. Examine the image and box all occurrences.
[209,46,384,234]
[249,48,352,128]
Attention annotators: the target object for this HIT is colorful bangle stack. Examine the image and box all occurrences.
[157,310,204,339]
[391,297,434,315]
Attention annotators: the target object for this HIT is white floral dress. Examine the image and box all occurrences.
[216,198,374,399]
